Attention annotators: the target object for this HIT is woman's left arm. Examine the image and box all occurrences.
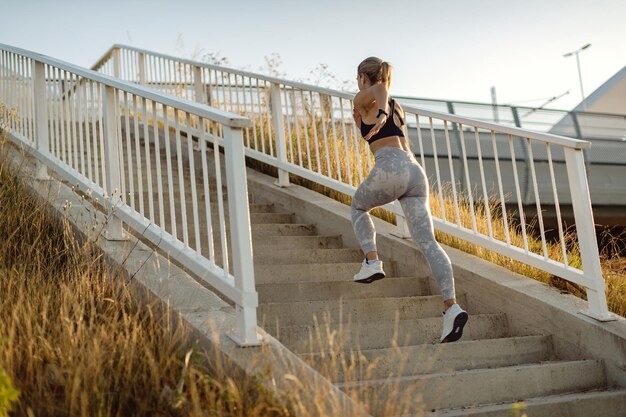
[354,83,388,112]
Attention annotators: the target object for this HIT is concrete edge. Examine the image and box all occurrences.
[242,164,626,387]
[0,138,372,417]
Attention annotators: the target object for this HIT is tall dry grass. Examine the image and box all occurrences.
[0,116,292,417]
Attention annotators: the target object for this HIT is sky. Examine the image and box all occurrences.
[1,0,625,111]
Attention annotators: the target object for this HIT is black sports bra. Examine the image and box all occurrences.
[360,98,405,144]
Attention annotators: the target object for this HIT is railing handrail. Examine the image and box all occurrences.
[0,43,250,129]
[97,44,357,100]
[394,94,626,118]
[96,44,590,150]
[400,106,591,149]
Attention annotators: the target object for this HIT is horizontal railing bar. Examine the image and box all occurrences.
[434,219,591,288]
[99,44,355,100]
[402,106,591,149]
[99,45,626,118]
[394,94,571,113]
[0,43,251,128]
[99,44,590,150]
[396,94,626,118]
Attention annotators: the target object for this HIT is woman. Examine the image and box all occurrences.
[351,57,468,343]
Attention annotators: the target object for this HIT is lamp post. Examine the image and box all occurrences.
[563,43,591,102]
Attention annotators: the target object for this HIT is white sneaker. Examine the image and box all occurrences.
[440,303,468,343]
[353,259,385,284]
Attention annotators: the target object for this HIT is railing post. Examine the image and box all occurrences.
[101,84,128,241]
[564,147,615,321]
[138,52,146,85]
[223,125,262,346]
[193,65,206,104]
[112,48,121,79]
[269,83,290,187]
[446,101,465,195]
[32,60,50,180]
[511,107,522,128]
[571,112,591,172]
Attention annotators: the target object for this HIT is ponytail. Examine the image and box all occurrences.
[381,61,392,89]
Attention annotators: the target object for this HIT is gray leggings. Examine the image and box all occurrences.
[351,147,455,301]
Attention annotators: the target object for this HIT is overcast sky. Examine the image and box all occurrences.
[2,0,624,110]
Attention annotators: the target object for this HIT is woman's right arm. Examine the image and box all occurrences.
[354,83,388,110]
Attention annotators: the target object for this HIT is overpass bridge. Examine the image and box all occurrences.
[1,43,625,416]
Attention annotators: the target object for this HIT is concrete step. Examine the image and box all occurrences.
[252,248,364,265]
[214,248,364,269]
[301,335,555,383]
[166,224,321,261]
[212,235,346,265]
[253,235,344,250]
[251,212,295,224]
[180,223,317,241]
[421,388,626,417]
[251,223,317,237]
[127,189,251,205]
[258,294,470,327]
[256,276,431,303]
[175,212,293,225]
[269,313,510,353]
[245,203,276,213]
[254,262,399,284]
[158,200,275,213]
[338,359,606,415]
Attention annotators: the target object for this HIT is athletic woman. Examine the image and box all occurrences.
[351,57,468,343]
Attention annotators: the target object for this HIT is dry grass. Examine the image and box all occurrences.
[0,121,292,417]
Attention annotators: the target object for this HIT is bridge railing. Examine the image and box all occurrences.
[394,96,626,143]
[0,43,263,346]
[93,44,614,322]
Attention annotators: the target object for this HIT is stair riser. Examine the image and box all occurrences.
[272,313,509,353]
[169,224,317,240]
[255,262,398,284]
[343,360,606,414]
[256,277,431,303]
[253,235,344,250]
[302,335,554,383]
[253,248,364,265]
[213,236,345,259]
[197,249,365,270]
[259,294,469,327]
[426,391,626,417]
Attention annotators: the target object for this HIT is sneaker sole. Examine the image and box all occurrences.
[441,311,468,343]
[353,273,385,284]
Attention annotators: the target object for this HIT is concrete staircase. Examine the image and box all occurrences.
[94,129,626,416]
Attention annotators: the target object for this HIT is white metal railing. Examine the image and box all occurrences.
[0,43,264,345]
[394,95,626,143]
[92,44,617,322]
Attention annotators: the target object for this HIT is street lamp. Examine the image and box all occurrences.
[563,43,592,102]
